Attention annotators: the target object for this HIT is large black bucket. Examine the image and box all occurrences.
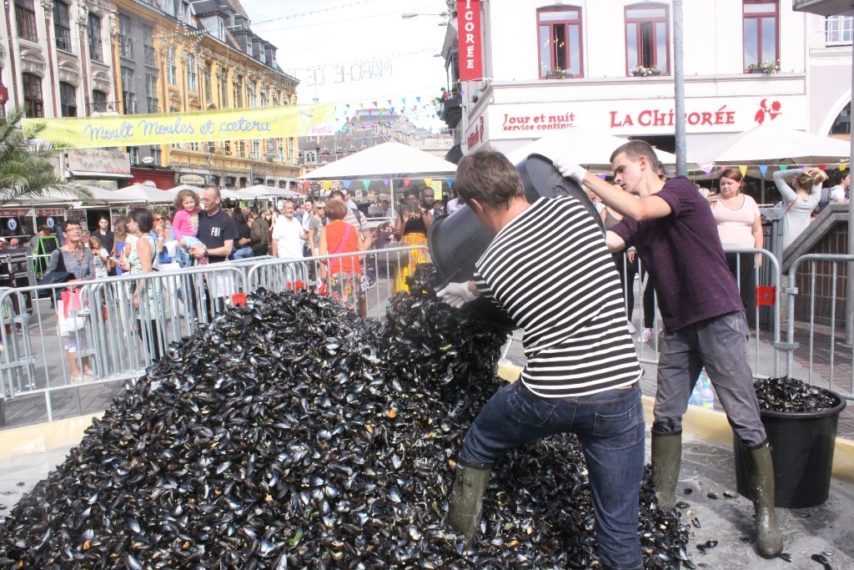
[428,153,601,329]
[733,390,846,508]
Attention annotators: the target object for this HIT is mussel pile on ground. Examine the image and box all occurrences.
[753,377,840,413]
[0,265,691,568]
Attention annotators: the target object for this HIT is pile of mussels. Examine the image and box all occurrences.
[0,265,692,568]
[753,377,841,413]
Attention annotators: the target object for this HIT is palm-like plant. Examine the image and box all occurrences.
[0,108,90,206]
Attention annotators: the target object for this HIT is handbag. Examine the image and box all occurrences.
[59,287,88,334]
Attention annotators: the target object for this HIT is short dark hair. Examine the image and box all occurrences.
[610,140,660,172]
[328,190,345,201]
[455,150,525,209]
[62,220,81,232]
[324,198,347,220]
[129,208,154,233]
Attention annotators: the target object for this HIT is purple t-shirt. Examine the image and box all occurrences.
[610,177,744,332]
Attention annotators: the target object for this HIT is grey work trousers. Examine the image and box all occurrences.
[653,311,766,446]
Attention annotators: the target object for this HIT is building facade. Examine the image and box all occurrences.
[440,1,852,158]
[0,0,300,190]
[115,0,300,189]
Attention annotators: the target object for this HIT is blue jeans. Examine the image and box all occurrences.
[230,246,253,260]
[460,381,644,570]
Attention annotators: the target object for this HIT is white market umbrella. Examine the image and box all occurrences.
[76,185,147,204]
[120,183,179,203]
[690,123,852,166]
[505,127,684,170]
[167,184,204,195]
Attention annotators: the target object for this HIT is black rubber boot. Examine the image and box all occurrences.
[447,464,491,542]
[741,440,783,558]
[651,432,682,512]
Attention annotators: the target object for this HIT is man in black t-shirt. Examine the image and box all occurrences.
[193,187,238,264]
[191,187,239,318]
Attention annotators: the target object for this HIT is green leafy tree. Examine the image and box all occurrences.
[0,108,90,206]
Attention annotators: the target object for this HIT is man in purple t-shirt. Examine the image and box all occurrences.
[556,141,782,559]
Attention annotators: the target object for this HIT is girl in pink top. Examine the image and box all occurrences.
[172,190,200,241]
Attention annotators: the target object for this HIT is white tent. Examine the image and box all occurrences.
[302,141,457,179]
[690,123,852,166]
[505,127,684,170]
[302,141,458,215]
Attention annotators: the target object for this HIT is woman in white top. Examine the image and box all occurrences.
[710,168,763,325]
[772,167,827,249]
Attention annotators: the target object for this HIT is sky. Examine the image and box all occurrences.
[239,0,451,130]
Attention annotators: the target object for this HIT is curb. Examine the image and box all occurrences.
[497,360,854,482]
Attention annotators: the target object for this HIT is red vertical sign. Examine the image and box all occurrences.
[457,0,482,82]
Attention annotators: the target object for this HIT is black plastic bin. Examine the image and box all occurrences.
[733,390,846,508]
[428,153,599,330]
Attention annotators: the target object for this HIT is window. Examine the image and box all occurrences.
[121,67,136,114]
[129,147,139,165]
[537,6,583,78]
[22,73,43,117]
[54,1,72,52]
[260,91,267,108]
[826,15,853,45]
[15,0,37,42]
[92,90,107,113]
[743,1,778,71]
[150,148,161,165]
[252,140,260,159]
[233,77,243,108]
[88,14,103,62]
[167,47,177,86]
[145,74,158,113]
[59,82,77,117]
[625,4,669,75]
[219,73,228,108]
[186,54,197,91]
[142,25,156,66]
[119,14,133,58]
[204,64,212,102]
[247,82,256,107]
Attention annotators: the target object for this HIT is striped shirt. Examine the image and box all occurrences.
[474,197,641,398]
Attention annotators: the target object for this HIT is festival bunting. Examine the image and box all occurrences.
[23,104,335,149]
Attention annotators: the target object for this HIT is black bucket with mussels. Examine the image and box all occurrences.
[429,153,602,330]
[733,377,846,508]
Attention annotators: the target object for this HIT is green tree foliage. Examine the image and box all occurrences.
[0,108,90,206]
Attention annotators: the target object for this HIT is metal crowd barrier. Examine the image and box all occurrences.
[0,247,425,425]
[246,246,420,321]
[0,264,248,423]
[784,254,854,400]
[619,246,783,380]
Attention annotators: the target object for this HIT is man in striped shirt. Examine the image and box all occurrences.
[437,151,644,569]
[556,140,782,558]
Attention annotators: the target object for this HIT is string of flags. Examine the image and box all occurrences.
[698,162,849,177]
[301,177,455,193]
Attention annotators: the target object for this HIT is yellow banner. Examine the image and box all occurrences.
[22,104,336,149]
